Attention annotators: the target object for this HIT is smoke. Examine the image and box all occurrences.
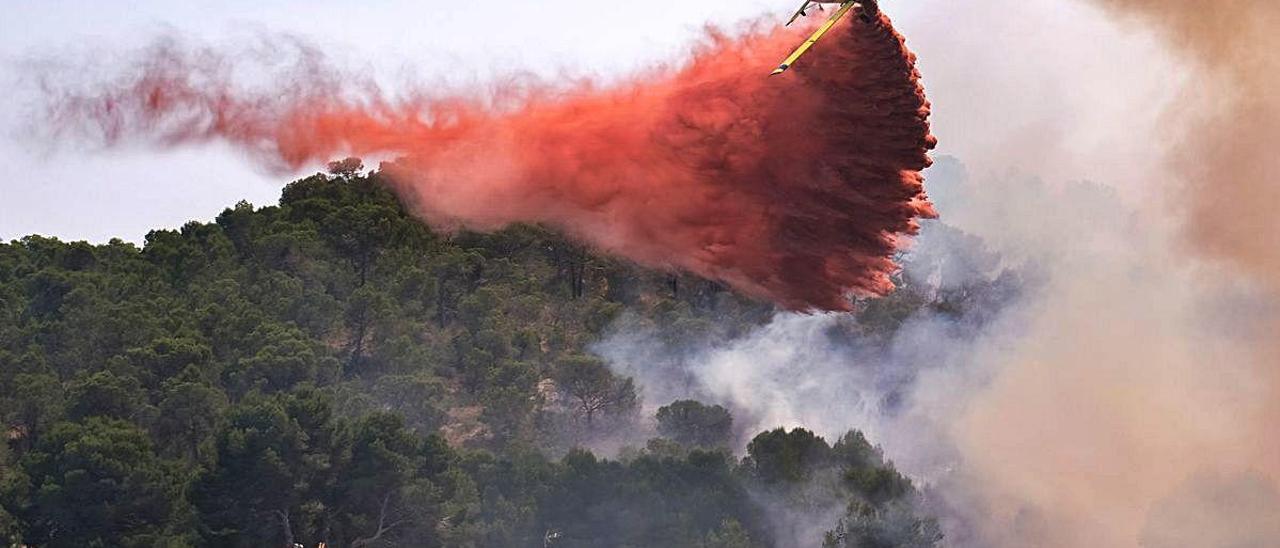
[600,312,888,443]
[1139,470,1280,548]
[596,199,1016,450]
[914,2,1280,546]
[34,13,935,312]
[1086,0,1280,286]
[921,172,1277,546]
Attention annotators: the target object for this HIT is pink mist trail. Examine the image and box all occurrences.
[48,13,935,311]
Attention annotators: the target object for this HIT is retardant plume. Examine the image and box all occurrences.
[38,13,935,312]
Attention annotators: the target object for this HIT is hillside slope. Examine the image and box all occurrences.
[0,170,946,547]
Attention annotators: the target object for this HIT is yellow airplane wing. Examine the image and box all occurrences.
[772,0,857,76]
[785,0,813,26]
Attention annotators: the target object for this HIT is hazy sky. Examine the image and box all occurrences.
[0,0,1167,243]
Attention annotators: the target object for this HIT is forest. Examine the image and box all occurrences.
[0,163,968,547]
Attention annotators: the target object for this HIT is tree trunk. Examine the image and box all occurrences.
[352,493,403,548]
[571,258,585,299]
[436,274,449,328]
[276,509,295,548]
[348,311,368,374]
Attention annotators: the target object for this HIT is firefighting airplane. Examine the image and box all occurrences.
[772,0,880,75]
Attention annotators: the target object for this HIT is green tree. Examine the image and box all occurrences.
[553,355,638,428]
[0,437,25,545]
[152,378,226,462]
[833,431,914,505]
[327,157,365,177]
[699,518,760,548]
[656,400,733,449]
[114,337,213,389]
[65,370,149,422]
[0,372,64,451]
[192,394,314,546]
[18,418,186,547]
[824,501,943,548]
[329,413,451,547]
[226,322,338,396]
[741,427,833,484]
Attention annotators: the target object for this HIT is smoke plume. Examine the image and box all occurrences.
[939,2,1280,545]
[1087,0,1280,287]
[887,2,1280,543]
[38,13,935,312]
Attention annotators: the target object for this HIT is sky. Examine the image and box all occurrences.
[0,0,1172,243]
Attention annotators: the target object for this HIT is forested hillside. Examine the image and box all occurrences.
[0,164,946,547]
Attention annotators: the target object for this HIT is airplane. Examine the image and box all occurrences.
[772,0,880,75]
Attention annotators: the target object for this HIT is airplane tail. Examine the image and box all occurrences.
[785,0,812,26]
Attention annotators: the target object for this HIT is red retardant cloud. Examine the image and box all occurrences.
[46,13,935,311]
